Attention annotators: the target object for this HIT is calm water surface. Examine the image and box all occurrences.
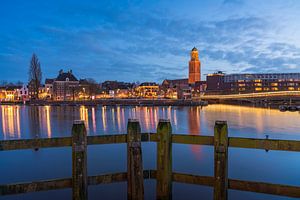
[0,104,300,200]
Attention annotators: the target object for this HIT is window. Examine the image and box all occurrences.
[271,83,278,86]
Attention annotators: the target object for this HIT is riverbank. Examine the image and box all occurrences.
[206,98,300,110]
[0,99,208,107]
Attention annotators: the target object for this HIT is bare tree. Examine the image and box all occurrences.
[29,53,42,99]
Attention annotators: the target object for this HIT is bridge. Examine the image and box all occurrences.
[197,91,300,104]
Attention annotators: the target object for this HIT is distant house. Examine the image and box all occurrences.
[194,81,207,96]
[45,78,55,99]
[162,79,188,89]
[0,85,28,101]
[0,87,6,100]
[5,86,22,101]
[28,80,46,100]
[53,70,79,100]
[28,80,38,99]
[78,79,101,100]
[135,82,159,98]
[17,84,29,101]
[161,79,189,99]
[101,81,134,91]
[101,81,134,98]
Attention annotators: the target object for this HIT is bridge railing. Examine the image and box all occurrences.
[1,120,300,200]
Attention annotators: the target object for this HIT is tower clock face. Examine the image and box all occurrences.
[191,51,199,60]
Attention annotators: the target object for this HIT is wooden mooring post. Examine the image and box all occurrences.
[156,119,172,200]
[214,121,228,200]
[127,119,144,200]
[72,120,88,200]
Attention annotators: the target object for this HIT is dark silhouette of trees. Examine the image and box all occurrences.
[28,53,42,99]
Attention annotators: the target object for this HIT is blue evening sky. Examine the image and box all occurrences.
[1,0,300,83]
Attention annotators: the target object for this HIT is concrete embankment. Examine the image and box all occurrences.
[0,99,208,107]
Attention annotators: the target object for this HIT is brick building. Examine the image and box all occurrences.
[53,70,79,100]
[206,72,300,94]
[188,47,201,84]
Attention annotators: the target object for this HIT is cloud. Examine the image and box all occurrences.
[0,1,300,83]
[222,0,243,5]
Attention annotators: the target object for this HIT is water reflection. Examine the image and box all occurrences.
[203,104,300,138]
[1,105,300,200]
[1,104,300,141]
[102,106,107,132]
[1,106,21,139]
[28,106,41,139]
[80,106,89,131]
[92,107,96,133]
[188,107,202,160]
[44,106,51,138]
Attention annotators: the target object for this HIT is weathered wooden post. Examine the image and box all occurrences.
[214,121,228,200]
[127,119,144,200]
[156,119,172,200]
[72,120,88,200]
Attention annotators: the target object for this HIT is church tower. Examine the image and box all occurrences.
[188,47,201,84]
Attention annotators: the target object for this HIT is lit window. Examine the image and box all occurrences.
[271,83,278,86]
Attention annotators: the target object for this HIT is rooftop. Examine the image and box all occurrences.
[56,70,78,82]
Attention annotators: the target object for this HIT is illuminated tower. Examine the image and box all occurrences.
[188,47,201,84]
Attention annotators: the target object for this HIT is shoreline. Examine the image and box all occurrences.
[0,99,209,107]
[0,99,295,111]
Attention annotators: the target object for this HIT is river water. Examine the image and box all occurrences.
[0,104,299,200]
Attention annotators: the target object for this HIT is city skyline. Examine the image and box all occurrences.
[1,0,300,83]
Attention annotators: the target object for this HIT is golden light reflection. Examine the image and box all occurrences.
[92,107,97,133]
[102,106,107,132]
[167,106,171,120]
[117,106,121,132]
[136,106,140,119]
[130,107,135,119]
[1,106,21,139]
[188,106,202,160]
[144,107,150,130]
[148,107,153,129]
[203,104,300,135]
[121,107,125,131]
[154,107,158,126]
[80,106,89,131]
[111,108,115,127]
[162,107,165,119]
[45,106,51,138]
[173,109,177,128]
